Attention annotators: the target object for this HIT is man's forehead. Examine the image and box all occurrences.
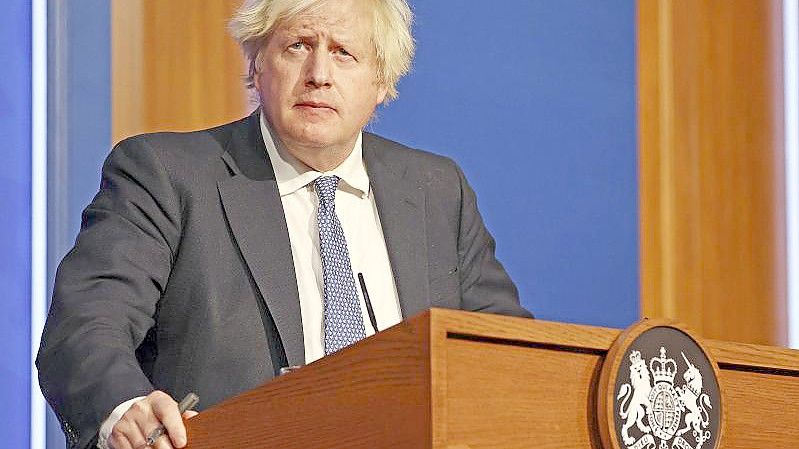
[274,7,372,45]
[277,0,369,31]
[278,16,351,35]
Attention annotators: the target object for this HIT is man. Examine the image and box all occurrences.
[37,1,532,448]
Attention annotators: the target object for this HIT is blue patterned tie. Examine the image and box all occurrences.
[314,175,366,355]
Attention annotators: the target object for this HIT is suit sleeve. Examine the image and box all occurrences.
[453,163,534,319]
[36,136,181,449]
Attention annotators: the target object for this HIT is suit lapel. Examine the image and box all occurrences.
[217,114,305,366]
[363,135,430,319]
[215,119,431,364]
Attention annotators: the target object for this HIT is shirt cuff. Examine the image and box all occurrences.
[96,396,147,449]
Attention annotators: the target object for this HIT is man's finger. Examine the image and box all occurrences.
[107,423,135,449]
[120,423,148,449]
[133,416,175,449]
[126,395,166,447]
[150,392,187,448]
[150,433,176,449]
[107,435,133,449]
[182,410,199,419]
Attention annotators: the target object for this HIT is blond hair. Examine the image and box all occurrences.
[229,0,415,102]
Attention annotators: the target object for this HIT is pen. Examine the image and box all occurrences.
[145,392,199,446]
[357,273,380,333]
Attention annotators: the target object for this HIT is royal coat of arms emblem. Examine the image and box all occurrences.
[616,347,713,449]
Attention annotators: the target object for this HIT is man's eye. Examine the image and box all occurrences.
[288,42,305,50]
[336,48,353,58]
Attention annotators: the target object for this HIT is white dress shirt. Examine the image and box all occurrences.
[260,115,402,363]
[98,117,402,447]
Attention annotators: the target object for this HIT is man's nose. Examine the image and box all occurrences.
[304,50,332,88]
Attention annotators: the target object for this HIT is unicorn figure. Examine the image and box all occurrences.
[676,352,712,446]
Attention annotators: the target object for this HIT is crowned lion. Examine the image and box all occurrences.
[617,350,653,445]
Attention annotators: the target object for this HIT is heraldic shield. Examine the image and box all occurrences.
[598,320,722,449]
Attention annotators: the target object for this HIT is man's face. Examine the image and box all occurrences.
[254,0,387,155]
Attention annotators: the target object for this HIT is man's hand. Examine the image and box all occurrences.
[108,391,198,449]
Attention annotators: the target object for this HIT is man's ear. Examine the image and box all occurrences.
[253,70,262,91]
[376,84,388,105]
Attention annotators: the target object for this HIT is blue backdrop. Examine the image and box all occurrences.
[4,1,638,447]
[374,1,639,328]
[1,1,32,448]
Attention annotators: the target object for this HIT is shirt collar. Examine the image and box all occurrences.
[260,113,370,198]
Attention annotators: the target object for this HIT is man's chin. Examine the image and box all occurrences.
[280,120,341,144]
[284,131,346,151]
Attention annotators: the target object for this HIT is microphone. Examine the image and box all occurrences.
[357,273,380,333]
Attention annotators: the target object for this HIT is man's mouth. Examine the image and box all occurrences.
[295,101,336,112]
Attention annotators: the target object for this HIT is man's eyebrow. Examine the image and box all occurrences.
[274,23,315,37]
[279,28,316,38]
[332,35,357,47]
[280,30,361,51]
[330,32,367,50]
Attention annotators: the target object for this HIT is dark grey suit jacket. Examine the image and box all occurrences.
[37,112,532,449]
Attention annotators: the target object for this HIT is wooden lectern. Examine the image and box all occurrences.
[185,309,799,448]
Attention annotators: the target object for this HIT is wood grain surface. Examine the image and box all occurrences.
[443,339,603,449]
[638,0,787,346]
[186,314,432,448]
[112,0,249,144]
[437,311,799,448]
[718,369,799,447]
[183,309,799,448]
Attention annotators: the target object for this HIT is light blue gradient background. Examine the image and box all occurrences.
[1,1,32,448]
[373,1,638,327]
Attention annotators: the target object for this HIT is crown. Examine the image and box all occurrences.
[649,346,677,384]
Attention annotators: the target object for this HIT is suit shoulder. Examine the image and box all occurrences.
[363,132,460,173]
[112,115,250,168]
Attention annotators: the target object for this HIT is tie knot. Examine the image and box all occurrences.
[314,175,340,209]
